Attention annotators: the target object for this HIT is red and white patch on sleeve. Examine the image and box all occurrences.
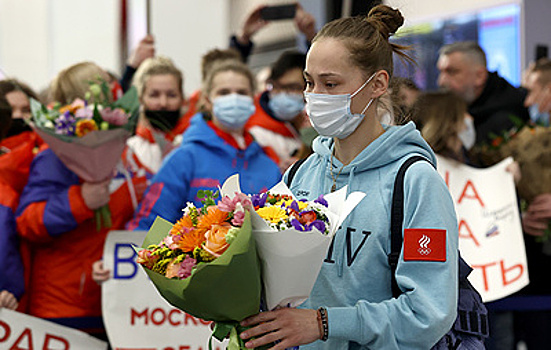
[403,228,447,262]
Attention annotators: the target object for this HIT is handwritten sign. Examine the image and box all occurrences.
[0,309,107,349]
[436,155,529,302]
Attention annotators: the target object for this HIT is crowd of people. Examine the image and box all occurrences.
[1,2,551,349]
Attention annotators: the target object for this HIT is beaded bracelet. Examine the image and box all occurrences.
[317,307,329,341]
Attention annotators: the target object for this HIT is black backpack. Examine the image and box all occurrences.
[389,156,488,349]
[287,156,489,349]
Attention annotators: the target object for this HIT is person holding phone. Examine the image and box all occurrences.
[239,5,459,349]
[230,3,317,62]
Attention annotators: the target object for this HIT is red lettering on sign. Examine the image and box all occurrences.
[168,309,182,326]
[458,219,480,247]
[457,180,485,208]
[472,261,497,292]
[184,313,197,326]
[472,259,525,292]
[501,260,524,286]
[151,308,166,326]
[0,320,11,342]
[10,328,33,350]
[131,308,149,325]
[43,333,69,350]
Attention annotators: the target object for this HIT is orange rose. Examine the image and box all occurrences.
[202,223,232,257]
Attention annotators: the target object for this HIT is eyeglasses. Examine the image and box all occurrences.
[269,82,305,94]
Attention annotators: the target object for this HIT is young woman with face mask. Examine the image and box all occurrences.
[126,60,281,231]
[245,51,309,172]
[239,5,460,350]
[127,56,186,175]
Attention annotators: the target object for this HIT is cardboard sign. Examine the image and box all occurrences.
[101,230,226,350]
[436,155,529,302]
[0,309,107,349]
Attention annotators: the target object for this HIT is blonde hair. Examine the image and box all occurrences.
[50,62,108,104]
[132,56,184,98]
[199,60,255,114]
[411,91,467,155]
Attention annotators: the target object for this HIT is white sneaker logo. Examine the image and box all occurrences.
[417,235,432,255]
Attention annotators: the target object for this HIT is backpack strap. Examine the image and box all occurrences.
[389,155,433,298]
[285,157,308,187]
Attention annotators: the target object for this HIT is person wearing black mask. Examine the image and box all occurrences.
[0,81,40,311]
[0,79,39,138]
[127,56,185,174]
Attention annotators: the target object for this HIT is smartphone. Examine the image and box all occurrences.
[536,44,548,61]
[260,4,297,21]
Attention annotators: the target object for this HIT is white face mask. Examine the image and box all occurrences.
[304,73,376,139]
[458,116,476,150]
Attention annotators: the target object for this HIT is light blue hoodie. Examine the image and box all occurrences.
[285,122,458,349]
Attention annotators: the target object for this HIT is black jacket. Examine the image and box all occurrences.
[469,71,529,145]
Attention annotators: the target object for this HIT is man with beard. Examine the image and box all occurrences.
[437,41,529,147]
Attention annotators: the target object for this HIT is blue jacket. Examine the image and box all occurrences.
[0,184,24,298]
[128,114,281,230]
[285,122,458,349]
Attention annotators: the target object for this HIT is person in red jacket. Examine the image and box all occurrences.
[15,62,147,339]
[0,79,43,312]
[0,96,23,310]
[245,51,310,172]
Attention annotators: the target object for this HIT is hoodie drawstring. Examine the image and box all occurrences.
[336,166,357,276]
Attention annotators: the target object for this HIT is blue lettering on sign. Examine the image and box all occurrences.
[114,243,138,279]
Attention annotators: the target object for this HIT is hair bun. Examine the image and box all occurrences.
[366,5,404,39]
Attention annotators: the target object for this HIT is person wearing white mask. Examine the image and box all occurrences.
[127,60,281,231]
[246,51,309,172]
[239,5,462,349]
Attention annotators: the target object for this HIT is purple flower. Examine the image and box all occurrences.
[314,195,328,207]
[251,193,267,208]
[309,220,326,233]
[289,200,299,212]
[55,111,76,135]
[291,218,306,231]
[290,218,326,233]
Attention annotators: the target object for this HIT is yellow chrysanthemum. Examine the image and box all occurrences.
[256,206,288,224]
[75,119,98,137]
[277,199,308,211]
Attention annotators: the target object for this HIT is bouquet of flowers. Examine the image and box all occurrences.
[221,175,365,311]
[136,190,262,350]
[29,81,140,228]
[475,119,551,239]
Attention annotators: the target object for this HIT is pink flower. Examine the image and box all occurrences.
[178,256,197,279]
[74,106,94,119]
[218,195,236,212]
[101,107,129,126]
[231,210,245,226]
[217,192,253,212]
[165,255,197,279]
